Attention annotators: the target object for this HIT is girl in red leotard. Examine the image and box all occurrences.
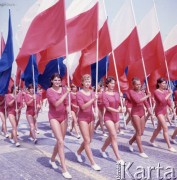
[128,77,152,158]
[75,74,101,171]
[46,73,72,179]
[69,83,81,139]
[94,84,107,137]
[150,78,176,152]
[100,77,124,164]
[0,95,9,138]
[6,86,22,147]
[24,84,40,144]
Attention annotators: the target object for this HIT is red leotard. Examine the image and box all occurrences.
[125,91,132,109]
[154,90,171,116]
[71,92,78,113]
[6,93,23,116]
[103,92,120,123]
[24,93,40,116]
[0,95,5,113]
[129,90,149,118]
[46,87,68,123]
[76,91,95,124]
[174,90,177,114]
[97,92,104,112]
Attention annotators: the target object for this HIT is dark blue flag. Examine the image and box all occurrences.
[38,57,66,90]
[0,10,14,95]
[22,54,38,88]
[91,56,109,87]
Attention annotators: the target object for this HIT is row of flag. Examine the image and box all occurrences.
[0,0,177,95]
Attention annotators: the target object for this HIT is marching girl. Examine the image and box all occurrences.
[171,85,177,144]
[6,86,23,147]
[69,83,80,139]
[75,74,101,171]
[94,84,108,137]
[100,77,124,164]
[0,95,9,138]
[24,84,40,144]
[124,91,132,126]
[150,78,176,152]
[128,77,152,158]
[46,73,72,179]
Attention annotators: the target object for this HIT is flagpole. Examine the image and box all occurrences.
[152,0,171,89]
[94,1,99,122]
[32,55,37,116]
[57,58,60,75]
[63,0,71,123]
[103,0,127,129]
[130,0,155,128]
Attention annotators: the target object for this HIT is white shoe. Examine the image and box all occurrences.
[62,171,72,179]
[119,130,125,135]
[49,160,58,169]
[150,141,158,147]
[116,159,125,165]
[168,147,177,153]
[100,149,108,158]
[171,138,177,145]
[1,131,5,136]
[76,135,81,139]
[36,130,40,134]
[103,133,108,137]
[128,143,134,152]
[5,134,9,138]
[10,139,15,144]
[28,137,33,141]
[139,152,148,158]
[75,152,83,163]
[15,142,20,147]
[91,164,101,171]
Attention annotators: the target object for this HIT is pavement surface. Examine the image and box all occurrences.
[0,106,177,180]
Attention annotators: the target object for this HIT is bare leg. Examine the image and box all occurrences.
[77,121,95,165]
[50,119,68,172]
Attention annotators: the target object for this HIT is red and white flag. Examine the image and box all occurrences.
[71,0,112,86]
[128,7,165,83]
[38,0,99,73]
[16,0,65,72]
[164,24,177,80]
[107,0,141,80]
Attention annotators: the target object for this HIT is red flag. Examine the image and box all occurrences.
[107,1,141,79]
[128,8,165,83]
[16,0,65,72]
[164,24,177,80]
[38,0,99,73]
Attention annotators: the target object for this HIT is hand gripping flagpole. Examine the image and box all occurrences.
[130,0,155,128]
[102,0,127,129]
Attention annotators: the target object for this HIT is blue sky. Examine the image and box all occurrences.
[0,0,177,74]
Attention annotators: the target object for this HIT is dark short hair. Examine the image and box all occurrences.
[156,77,166,89]
[27,84,34,90]
[50,73,62,87]
[105,76,116,87]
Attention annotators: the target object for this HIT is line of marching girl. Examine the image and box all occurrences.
[1,73,177,179]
